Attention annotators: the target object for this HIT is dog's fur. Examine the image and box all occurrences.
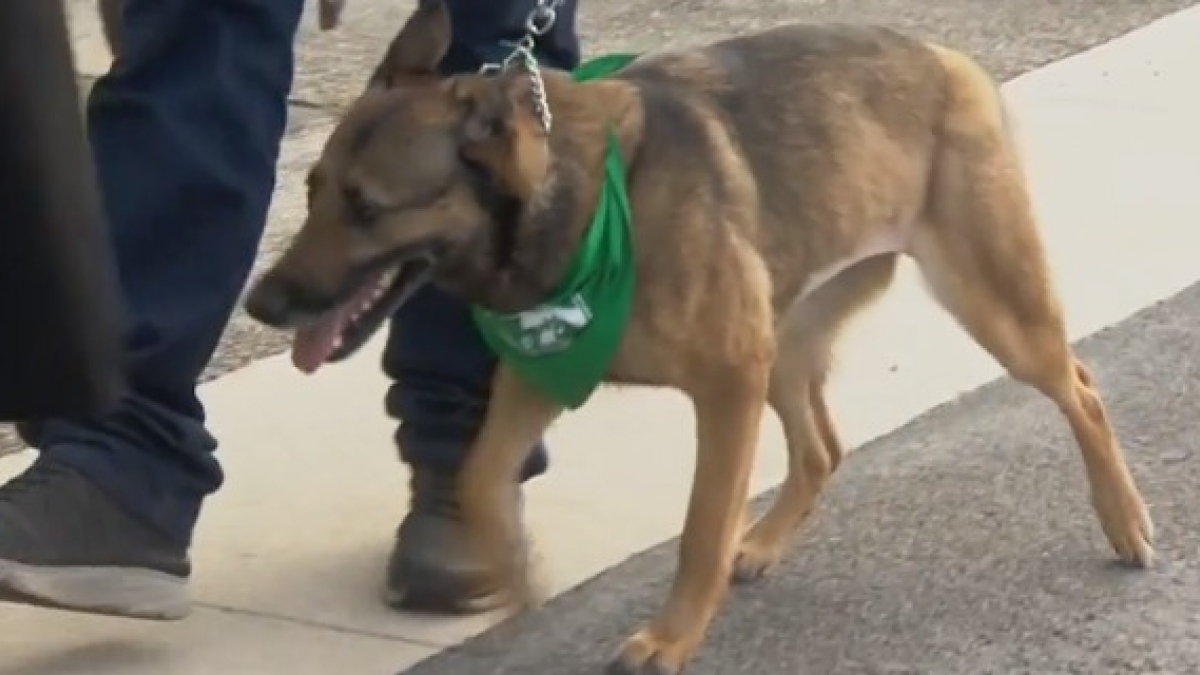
[245,3,1154,673]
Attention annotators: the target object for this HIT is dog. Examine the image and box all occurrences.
[244,2,1154,673]
[95,0,347,58]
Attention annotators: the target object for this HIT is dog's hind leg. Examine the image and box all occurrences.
[734,254,898,583]
[910,45,1153,567]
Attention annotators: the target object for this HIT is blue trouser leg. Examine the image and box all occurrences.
[383,0,581,480]
[22,0,304,545]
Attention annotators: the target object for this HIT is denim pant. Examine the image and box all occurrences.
[23,0,580,546]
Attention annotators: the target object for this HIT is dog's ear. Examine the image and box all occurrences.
[367,1,451,88]
[452,71,552,202]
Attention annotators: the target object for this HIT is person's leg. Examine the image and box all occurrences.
[0,0,303,619]
[381,0,581,613]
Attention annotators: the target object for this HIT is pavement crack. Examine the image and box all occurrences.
[287,96,335,112]
[192,601,448,649]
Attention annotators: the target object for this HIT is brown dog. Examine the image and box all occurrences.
[245,2,1154,672]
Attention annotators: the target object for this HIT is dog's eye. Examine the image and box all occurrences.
[343,185,383,225]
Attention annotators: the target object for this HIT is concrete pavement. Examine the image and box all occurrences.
[3,1,1200,674]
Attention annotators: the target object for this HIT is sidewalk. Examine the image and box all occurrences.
[3,2,1199,674]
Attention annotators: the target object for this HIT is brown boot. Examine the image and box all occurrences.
[383,470,523,614]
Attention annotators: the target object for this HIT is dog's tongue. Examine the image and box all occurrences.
[291,305,352,374]
[290,269,391,374]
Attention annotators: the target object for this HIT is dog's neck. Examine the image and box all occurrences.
[433,74,640,314]
[433,161,586,313]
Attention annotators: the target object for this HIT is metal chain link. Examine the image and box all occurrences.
[478,0,565,134]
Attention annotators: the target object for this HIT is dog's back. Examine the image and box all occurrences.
[605,23,1003,314]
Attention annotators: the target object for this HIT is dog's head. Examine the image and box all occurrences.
[245,1,559,373]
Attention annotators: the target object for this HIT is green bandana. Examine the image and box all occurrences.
[470,53,640,409]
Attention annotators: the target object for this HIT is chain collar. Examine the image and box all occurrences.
[478,0,564,134]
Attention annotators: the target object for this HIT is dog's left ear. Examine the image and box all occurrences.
[367,0,451,88]
[452,70,552,201]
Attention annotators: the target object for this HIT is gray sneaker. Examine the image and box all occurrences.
[0,459,191,620]
[383,470,523,614]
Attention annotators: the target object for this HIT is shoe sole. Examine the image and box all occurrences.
[0,559,189,621]
[383,581,508,615]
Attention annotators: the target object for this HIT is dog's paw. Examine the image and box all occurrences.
[474,537,547,613]
[1094,489,1155,568]
[606,626,699,675]
[731,540,780,584]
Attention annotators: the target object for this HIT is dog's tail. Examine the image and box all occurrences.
[925,43,1017,146]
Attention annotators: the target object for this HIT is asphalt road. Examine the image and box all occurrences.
[402,273,1200,675]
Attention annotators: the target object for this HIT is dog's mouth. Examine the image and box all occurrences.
[290,253,435,374]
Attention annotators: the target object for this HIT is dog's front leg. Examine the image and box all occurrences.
[611,366,768,675]
[459,364,562,611]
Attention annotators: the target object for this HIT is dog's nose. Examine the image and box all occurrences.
[244,274,299,329]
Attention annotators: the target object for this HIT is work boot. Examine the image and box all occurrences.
[0,458,191,620]
[384,469,523,614]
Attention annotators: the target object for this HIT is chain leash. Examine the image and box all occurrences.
[478,0,564,134]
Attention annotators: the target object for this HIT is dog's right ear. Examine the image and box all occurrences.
[450,71,552,203]
[366,0,451,88]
